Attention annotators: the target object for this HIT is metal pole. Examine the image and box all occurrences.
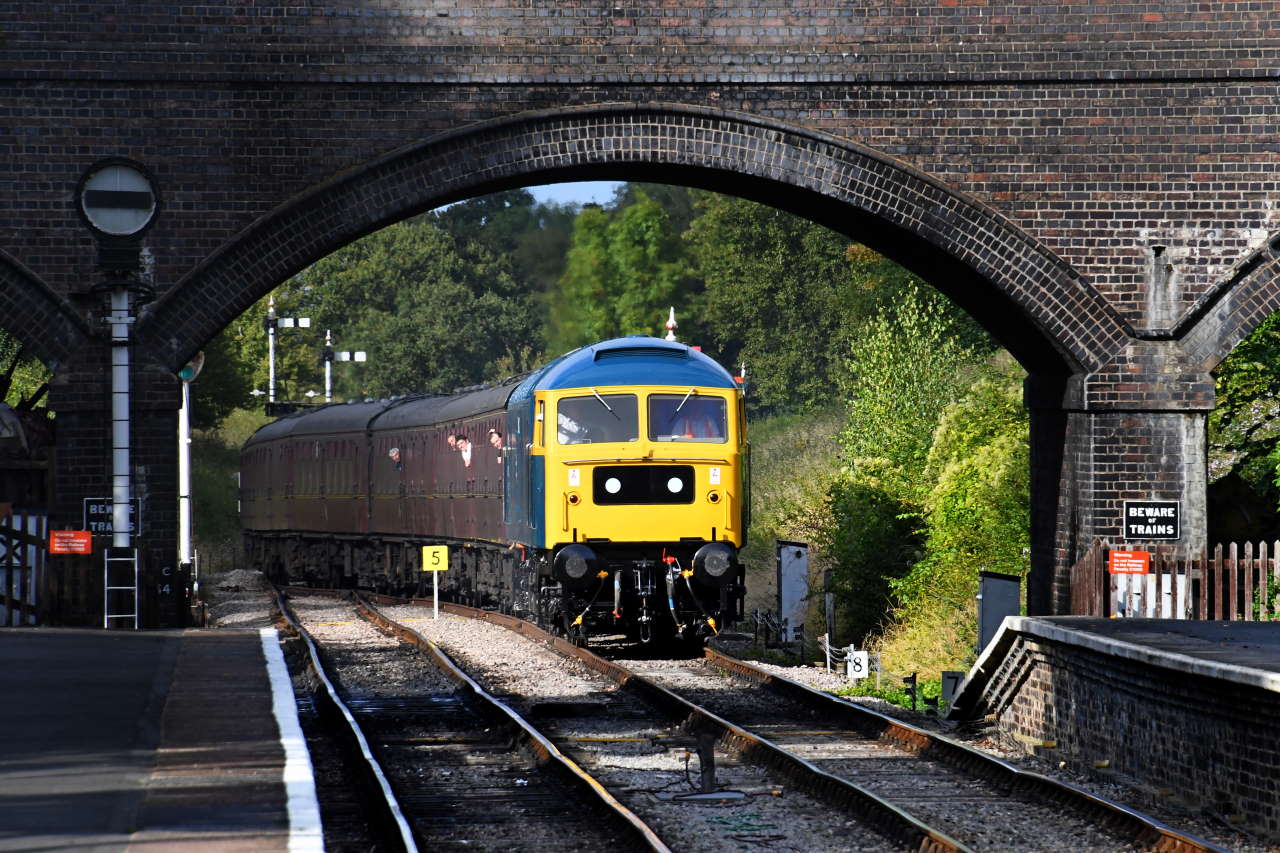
[433,570,439,620]
[178,378,192,568]
[110,286,131,550]
[325,329,332,403]
[267,295,277,403]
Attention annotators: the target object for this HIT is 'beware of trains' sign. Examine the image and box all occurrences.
[83,498,143,535]
[1123,500,1180,541]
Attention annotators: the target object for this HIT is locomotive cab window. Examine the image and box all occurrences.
[649,393,727,442]
[557,393,638,445]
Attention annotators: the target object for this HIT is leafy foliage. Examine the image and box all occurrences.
[1212,312,1280,489]
[547,190,693,353]
[871,357,1029,660]
[687,194,916,415]
[736,406,846,616]
[840,284,987,503]
[207,216,541,407]
[0,329,51,411]
[429,189,577,303]
[187,329,254,431]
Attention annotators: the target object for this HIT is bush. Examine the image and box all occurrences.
[738,407,844,617]
[191,407,270,575]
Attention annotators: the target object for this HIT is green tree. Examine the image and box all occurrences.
[187,330,255,431]
[203,216,540,407]
[292,219,539,397]
[907,358,1029,601]
[840,284,987,502]
[430,189,578,303]
[613,183,698,236]
[685,193,916,414]
[0,329,51,411]
[547,204,614,353]
[823,284,991,642]
[873,356,1029,672]
[547,190,691,353]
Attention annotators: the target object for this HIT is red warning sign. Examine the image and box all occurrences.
[1108,549,1150,574]
[49,530,93,555]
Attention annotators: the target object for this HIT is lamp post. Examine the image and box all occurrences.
[176,352,204,584]
[263,295,310,403]
[321,329,367,403]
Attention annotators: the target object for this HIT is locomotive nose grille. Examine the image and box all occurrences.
[592,465,694,505]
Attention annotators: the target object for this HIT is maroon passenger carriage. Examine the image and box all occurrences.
[241,380,519,600]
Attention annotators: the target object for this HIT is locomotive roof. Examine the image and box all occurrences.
[511,336,737,405]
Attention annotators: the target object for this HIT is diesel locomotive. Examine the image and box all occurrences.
[240,335,748,643]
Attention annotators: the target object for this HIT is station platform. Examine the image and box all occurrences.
[950,617,1280,842]
[0,628,319,853]
[1006,616,1279,679]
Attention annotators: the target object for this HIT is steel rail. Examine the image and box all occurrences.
[379,595,968,853]
[352,593,672,853]
[700,647,1234,853]
[273,590,419,853]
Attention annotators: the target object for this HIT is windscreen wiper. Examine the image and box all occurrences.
[673,388,696,413]
[590,388,620,419]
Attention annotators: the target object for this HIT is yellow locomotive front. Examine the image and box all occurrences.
[546,386,743,548]
[515,338,747,643]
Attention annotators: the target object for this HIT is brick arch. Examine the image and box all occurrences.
[138,104,1130,376]
[1181,236,1280,370]
[0,248,89,371]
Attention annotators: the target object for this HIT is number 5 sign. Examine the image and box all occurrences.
[421,545,448,572]
[421,545,448,621]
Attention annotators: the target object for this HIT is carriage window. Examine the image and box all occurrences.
[557,393,638,445]
[648,393,727,443]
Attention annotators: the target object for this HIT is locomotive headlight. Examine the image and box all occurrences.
[553,544,599,586]
[707,490,721,504]
[666,476,684,494]
[604,477,622,494]
[693,542,737,586]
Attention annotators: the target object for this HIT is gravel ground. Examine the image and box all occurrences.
[381,604,900,852]
[283,593,635,852]
[623,657,1139,852]
[201,573,1274,852]
[201,568,278,629]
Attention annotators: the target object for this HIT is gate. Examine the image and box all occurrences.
[1,509,47,625]
[1070,540,1280,620]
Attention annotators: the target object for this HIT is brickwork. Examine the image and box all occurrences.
[3,2,1280,621]
[976,631,1280,841]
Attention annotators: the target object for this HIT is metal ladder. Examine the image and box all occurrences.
[103,547,139,629]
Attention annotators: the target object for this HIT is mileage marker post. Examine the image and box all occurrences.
[421,546,448,619]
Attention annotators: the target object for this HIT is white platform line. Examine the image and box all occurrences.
[260,627,325,852]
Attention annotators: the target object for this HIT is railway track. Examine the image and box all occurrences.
[364,594,908,852]
[275,590,665,852]
[359,593,1233,853]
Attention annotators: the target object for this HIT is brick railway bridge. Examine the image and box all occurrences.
[2,3,1278,625]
